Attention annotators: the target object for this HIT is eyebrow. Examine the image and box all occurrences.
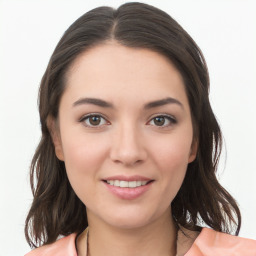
[73,98,114,108]
[144,97,184,109]
[72,97,183,109]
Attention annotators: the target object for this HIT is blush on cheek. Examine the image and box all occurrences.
[62,138,109,187]
[155,142,190,191]
[63,132,108,163]
[156,142,191,165]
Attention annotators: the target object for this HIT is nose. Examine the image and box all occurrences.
[110,123,147,167]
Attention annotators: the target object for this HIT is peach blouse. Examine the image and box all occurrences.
[25,227,256,256]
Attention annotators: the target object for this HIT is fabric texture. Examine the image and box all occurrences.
[186,228,256,256]
[25,233,79,256]
[25,227,256,256]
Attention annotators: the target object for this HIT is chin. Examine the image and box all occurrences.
[98,207,163,230]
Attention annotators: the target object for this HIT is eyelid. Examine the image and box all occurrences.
[147,114,177,127]
[78,113,176,128]
[78,112,105,121]
[79,113,110,128]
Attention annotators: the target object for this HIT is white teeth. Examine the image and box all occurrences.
[119,181,128,188]
[136,181,142,186]
[114,180,120,186]
[128,181,136,188]
[106,180,149,188]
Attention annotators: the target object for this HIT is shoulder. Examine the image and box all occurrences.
[25,233,77,256]
[186,227,256,256]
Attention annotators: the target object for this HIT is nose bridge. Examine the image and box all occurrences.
[110,120,147,166]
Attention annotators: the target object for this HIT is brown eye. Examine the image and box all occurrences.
[82,114,108,127]
[88,116,101,126]
[148,115,177,127]
[153,117,165,126]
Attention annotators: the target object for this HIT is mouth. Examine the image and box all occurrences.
[103,180,153,188]
[102,175,154,200]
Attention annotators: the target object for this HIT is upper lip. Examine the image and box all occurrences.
[102,175,153,181]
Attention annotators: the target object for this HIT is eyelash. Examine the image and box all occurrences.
[79,113,110,128]
[147,114,177,128]
[79,113,177,128]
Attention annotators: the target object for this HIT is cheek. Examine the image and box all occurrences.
[62,128,108,168]
[152,131,193,168]
[60,131,110,197]
[149,132,193,194]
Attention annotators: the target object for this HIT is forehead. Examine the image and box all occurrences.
[63,41,189,108]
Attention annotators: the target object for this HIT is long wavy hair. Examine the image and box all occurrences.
[25,2,241,248]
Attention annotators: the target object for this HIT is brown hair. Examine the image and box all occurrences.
[25,2,241,248]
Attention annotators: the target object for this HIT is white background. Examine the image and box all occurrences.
[0,0,255,255]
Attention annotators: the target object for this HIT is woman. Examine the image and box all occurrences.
[25,2,256,255]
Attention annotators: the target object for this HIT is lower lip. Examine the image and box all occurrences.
[103,181,153,200]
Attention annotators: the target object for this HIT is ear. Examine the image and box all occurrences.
[188,138,198,163]
[47,116,64,161]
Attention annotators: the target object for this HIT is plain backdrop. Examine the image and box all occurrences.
[0,0,255,255]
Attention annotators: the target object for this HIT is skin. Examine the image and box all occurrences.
[49,41,197,256]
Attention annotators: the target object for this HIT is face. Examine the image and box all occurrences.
[51,42,197,229]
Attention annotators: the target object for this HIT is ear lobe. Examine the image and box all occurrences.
[188,139,198,163]
[47,116,64,161]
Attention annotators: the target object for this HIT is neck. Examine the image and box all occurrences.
[77,208,177,256]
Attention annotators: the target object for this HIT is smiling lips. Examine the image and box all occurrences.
[103,175,154,200]
[106,180,148,188]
